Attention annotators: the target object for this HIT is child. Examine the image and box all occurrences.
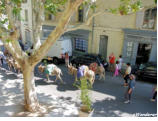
[123,63,131,86]
[114,61,119,77]
[124,74,136,104]
[118,55,123,74]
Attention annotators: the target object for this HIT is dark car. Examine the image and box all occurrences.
[136,62,157,83]
[70,54,108,69]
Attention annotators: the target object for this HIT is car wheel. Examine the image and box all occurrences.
[53,58,59,65]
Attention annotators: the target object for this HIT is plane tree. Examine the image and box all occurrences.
[0,0,148,112]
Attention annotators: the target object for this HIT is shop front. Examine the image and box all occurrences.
[122,28,157,65]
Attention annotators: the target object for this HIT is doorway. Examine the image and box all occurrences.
[99,35,108,60]
[136,43,152,65]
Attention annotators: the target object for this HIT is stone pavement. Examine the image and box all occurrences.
[0,64,157,117]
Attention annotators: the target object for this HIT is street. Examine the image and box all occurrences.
[0,64,157,117]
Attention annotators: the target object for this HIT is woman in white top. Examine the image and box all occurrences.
[118,55,123,70]
[123,63,131,86]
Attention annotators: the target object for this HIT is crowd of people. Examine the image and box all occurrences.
[108,52,157,104]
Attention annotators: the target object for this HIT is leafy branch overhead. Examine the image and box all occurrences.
[0,0,143,32]
[109,0,142,15]
[44,0,68,15]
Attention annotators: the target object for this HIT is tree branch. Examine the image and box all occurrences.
[32,0,45,50]
[66,11,103,32]
[29,0,84,65]
[0,29,27,65]
[66,3,156,32]
[6,0,14,30]
[2,0,27,64]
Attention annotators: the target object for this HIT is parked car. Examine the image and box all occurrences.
[136,62,157,83]
[70,54,108,70]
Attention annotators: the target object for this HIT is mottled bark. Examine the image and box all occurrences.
[22,60,39,112]
[32,0,44,50]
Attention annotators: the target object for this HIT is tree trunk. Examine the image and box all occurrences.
[23,62,39,112]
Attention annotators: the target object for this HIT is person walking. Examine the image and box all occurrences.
[124,74,136,104]
[0,51,4,66]
[65,52,69,67]
[151,86,157,102]
[109,52,115,72]
[113,61,119,77]
[123,63,131,86]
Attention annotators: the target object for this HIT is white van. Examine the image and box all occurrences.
[41,36,72,64]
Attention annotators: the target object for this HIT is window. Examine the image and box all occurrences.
[126,42,133,57]
[142,8,157,29]
[75,38,87,52]
[45,12,54,21]
[78,7,84,22]
[25,9,28,22]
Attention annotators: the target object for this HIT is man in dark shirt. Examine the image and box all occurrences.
[124,74,136,104]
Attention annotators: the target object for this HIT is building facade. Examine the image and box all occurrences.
[88,0,157,65]
[20,0,33,48]
[20,0,157,65]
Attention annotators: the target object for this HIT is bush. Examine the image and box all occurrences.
[75,77,92,112]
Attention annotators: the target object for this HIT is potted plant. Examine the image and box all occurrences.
[75,77,93,116]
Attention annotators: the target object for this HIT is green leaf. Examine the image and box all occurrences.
[5,39,12,43]
[44,0,67,15]
[90,4,97,11]
[8,24,12,30]
[108,8,118,14]
[155,0,157,4]
[12,7,21,16]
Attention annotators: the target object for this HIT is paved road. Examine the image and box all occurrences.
[0,64,157,117]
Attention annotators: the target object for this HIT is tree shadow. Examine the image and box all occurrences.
[0,70,24,116]
[13,94,79,117]
[1,63,156,117]
[91,96,157,117]
[89,72,157,117]
[0,67,80,117]
[0,69,20,80]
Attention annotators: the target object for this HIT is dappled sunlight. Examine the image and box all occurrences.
[0,68,80,117]
[90,97,135,117]
[0,64,157,117]
[0,69,24,116]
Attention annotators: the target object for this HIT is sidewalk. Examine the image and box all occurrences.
[0,68,79,117]
[0,65,157,117]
